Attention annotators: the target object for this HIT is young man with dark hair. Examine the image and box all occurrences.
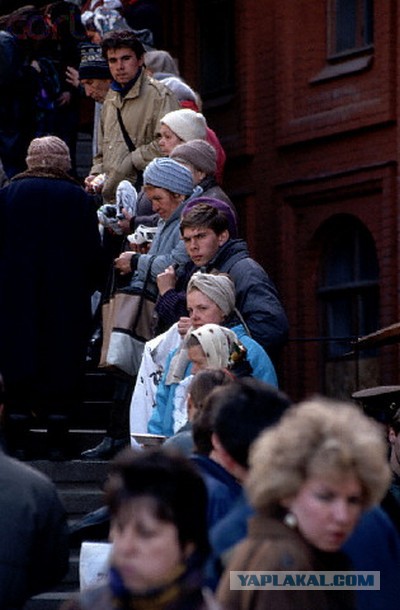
[203,378,291,587]
[156,201,289,360]
[85,30,180,203]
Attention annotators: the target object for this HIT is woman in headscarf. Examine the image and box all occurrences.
[0,135,103,459]
[141,272,278,438]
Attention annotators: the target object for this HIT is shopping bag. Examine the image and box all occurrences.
[79,541,112,590]
[99,260,157,377]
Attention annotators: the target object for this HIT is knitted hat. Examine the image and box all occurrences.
[171,139,217,175]
[160,76,197,104]
[182,196,238,239]
[143,157,194,195]
[79,42,111,79]
[160,109,207,142]
[26,136,71,172]
[187,272,236,317]
[145,49,180,76]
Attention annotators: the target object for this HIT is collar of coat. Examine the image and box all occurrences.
[111,66,143,97]
[11,167,80,185]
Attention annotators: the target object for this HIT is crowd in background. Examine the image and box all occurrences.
[0,2,400,610]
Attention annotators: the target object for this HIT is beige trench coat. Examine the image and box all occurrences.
[91,69,180,202]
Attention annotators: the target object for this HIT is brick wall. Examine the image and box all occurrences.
[163,0,400,401]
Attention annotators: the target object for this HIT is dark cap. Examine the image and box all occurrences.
[79,42,111,80]
[182,196,238,239]
[352,385,400,424]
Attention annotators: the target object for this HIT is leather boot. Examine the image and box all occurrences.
[80,436,128,460]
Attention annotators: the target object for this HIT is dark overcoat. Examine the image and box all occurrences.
[0,448,69,609]
[0,169,103,414]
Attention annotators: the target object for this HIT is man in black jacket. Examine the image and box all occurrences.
[155,200,289,361]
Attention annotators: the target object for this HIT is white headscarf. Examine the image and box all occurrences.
[187,324,238,369]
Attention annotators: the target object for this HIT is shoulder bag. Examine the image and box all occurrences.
[99,258,158,378]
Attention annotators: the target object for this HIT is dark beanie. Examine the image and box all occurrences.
[79,42,111,80]
[182,196,238,239]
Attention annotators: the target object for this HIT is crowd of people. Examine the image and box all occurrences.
[0,2,400,609]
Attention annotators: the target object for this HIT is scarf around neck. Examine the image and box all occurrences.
[108,551,205,610]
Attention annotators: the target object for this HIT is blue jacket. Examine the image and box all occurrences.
[190,454,242,529]
[343,507,400,610]
[148,323,278,436]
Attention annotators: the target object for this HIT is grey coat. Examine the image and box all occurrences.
[131,199,190,294]
[0,450,69,609]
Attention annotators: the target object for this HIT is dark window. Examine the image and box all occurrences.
[329,0,373,57]
[318,217,379,358]
[198,0,235,100]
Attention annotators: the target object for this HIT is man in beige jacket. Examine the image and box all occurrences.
[85,30,180,203]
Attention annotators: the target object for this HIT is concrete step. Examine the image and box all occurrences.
[29,458,110,481]
[24,591,73,610]
[28,429,107,459]
[22,365,119,610]
[29,457,110,519]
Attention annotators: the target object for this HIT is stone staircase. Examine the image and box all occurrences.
[23,368,116,610]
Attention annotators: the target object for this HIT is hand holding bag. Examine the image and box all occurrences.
[99,258,157,378]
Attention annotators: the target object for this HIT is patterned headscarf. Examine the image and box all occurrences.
[186,324,239,369]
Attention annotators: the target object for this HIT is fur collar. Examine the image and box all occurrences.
[11,167,80,185]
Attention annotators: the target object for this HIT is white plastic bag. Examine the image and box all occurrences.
[79,541,112,590]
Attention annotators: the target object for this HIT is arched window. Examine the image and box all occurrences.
[317,215,379,359]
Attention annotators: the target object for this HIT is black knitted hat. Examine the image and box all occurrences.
[79,43,111,80]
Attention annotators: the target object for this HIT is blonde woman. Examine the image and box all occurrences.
[217,397,391,610]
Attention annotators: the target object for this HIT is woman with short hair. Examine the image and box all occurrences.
[217,397,391,610]
[63,448,220,609]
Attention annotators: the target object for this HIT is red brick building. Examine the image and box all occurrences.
[160,0,400,402]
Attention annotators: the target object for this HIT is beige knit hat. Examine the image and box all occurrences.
[171,139,217,175]
[160,108,207,142]
[26,136,71,172]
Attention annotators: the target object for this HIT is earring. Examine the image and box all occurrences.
[283,512,298,529]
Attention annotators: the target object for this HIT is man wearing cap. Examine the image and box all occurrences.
[66,42,113,158]
[84,30,180,204]
[78,42,113,104]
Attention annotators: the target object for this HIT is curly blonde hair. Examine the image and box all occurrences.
[246,396,391,514]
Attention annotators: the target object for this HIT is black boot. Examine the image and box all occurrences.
[80,436,128,460]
